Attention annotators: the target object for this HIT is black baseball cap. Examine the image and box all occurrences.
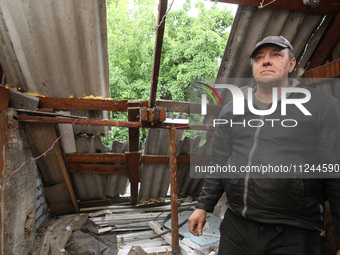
[250,35,294,59]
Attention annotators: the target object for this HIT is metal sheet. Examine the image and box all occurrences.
[0,0,110,99]
[218,5,324,80]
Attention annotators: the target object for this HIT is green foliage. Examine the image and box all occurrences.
[105,0,234,144]
[160,2,232,101]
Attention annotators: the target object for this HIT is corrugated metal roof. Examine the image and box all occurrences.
[0,0,110,98]
[218,5,327,80]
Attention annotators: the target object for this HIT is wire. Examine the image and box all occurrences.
[1,118,79,187]
[153,0,175,32]
[258,0,277,9]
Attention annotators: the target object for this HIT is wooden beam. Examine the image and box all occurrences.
[65,153,125,163]
[214,0,340,16]
[30,95,222,115]
[38,97,148,111]
[305,13,340,71]
[156,100,222,115]
[65,153,210,165]
[304,58,340,84]
[0,87,9,254]
[149,0,168,108]
[78,199,112,208]
[8,89,39,110]
[67,163,126,174]
[128,100,140,205]
[169,128,179,254]
[56,152,79,212]
[125,152,142,182]
[17,115,216,130]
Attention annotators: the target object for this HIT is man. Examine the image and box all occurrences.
[188,36,340,254]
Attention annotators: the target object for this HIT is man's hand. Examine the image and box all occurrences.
[337,249,340,255]
[188,208,207,236]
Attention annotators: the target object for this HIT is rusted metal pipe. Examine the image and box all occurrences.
[17,115,216,130]
[149,0,168,108]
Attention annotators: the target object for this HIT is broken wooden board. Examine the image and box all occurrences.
[116,229,170,255]
[87,201,196,217]
[149,221,195,255]
[9,89,39,111]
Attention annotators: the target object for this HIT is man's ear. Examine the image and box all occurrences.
[289,58,296,73]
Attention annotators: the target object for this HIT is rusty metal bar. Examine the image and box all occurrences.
[39,96,221,115]
[38,97,149,111]
[149,0,168,108]
[17,115,216,130]
[169,128,179,254]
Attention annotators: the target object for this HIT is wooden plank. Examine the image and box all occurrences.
[18,115,216,131]
[125,152,142,182]
[66,153,210,165]
[38,97,148,111]
[128,100,141,205]
[39,96,221,115]
[118,245,172,255]
[169,128,180,254]
[149,0,168,108]
[25,122,65,185]
[44,183,75,214]
[142,155,210,164]
[56,152,79,213]
[0,87,9,254]
[214,0,340,15]
[149,221,195,255]
[156,100,222,115]
[78,199,112,209]
[305,13,340,71]
[67,163,125,174]
[8,88,39,110]
[65,153,125,163]
[304,58,340,84]
[91,212,167,223]
[40,96,222,115]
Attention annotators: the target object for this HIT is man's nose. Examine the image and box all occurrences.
[262,55,273,65]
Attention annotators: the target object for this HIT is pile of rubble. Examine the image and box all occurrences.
[32,201,220,255]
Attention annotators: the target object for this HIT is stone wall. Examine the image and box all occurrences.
[3,110,50,255]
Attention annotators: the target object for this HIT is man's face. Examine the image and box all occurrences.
[252,44,296,86]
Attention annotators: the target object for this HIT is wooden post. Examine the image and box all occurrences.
[169,128,179,254]
[149,0,168,108]
[128,100,140,205]
[56,152,79,212]
[0,87,9,254]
